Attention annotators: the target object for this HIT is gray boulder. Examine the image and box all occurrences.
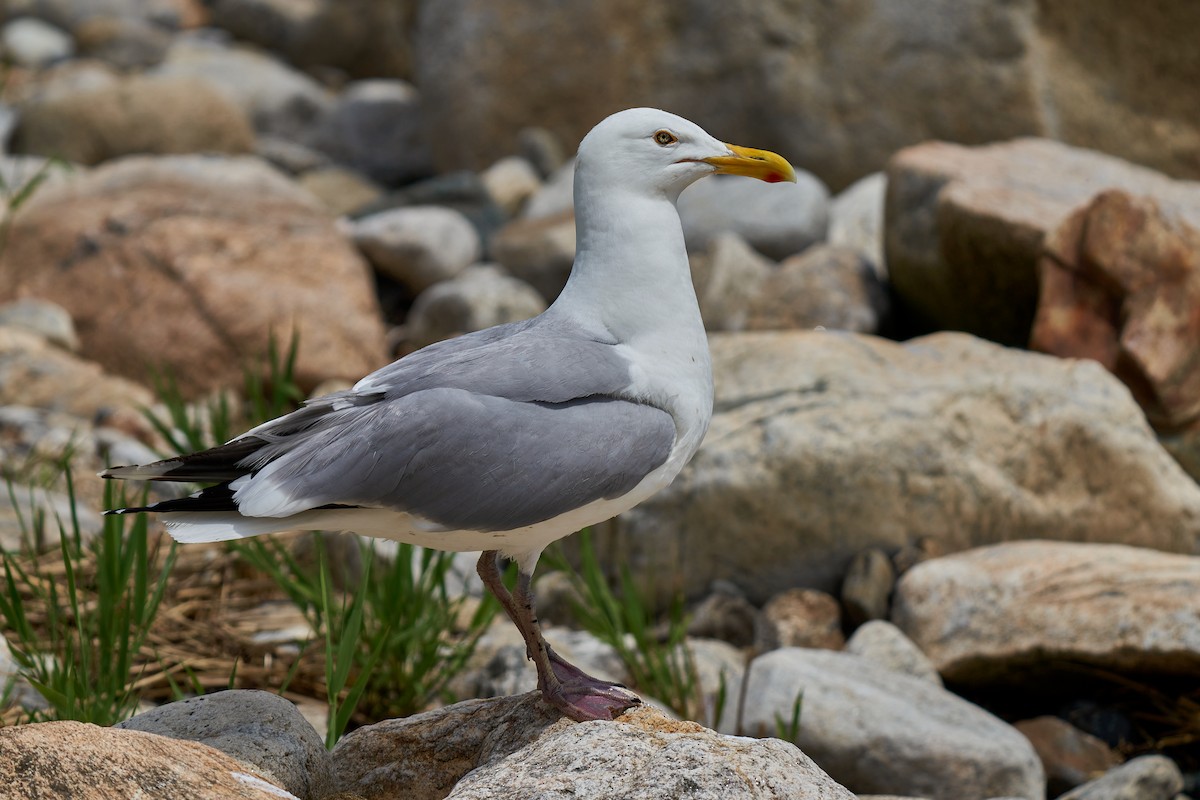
[332,692,856,800]
[678,173,829,260]
[892,541,1200,682]
[732,648,1043,800]
[610,331,1200,604]
[116,690,333,800]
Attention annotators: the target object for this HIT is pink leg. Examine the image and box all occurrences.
[476,551,641,722]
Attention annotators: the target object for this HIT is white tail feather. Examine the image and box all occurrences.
[164,514,292,543]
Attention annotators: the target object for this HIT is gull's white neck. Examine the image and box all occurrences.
[550,185,700,344]
[546,179,714,459]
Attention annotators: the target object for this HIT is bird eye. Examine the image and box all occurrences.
[653,130,678,146]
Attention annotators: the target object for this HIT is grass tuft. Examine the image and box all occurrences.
[0,474,177,725]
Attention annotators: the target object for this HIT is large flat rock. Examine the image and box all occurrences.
[0,154,389,397]
[608,330,1200,604]
[892,541,1200,682]
[732,648,1043,800]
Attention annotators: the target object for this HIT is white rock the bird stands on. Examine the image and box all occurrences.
[102,108,796,722]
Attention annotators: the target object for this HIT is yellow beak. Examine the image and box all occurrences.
[702,143,797,183]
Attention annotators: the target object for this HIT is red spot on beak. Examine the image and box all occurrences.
[765,172,784,183]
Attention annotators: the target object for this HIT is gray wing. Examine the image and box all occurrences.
[112,315,677,530]
[235,388,676,531]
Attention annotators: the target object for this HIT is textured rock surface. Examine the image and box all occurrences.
[753,588,844,652]
[206,0,416,79]
[490,210,576,301]
[0,155,388,397]
[1058,755,1183,800]
[0,326,153,418]
[13,73,255,164]
[745,245,886,334]
[885,138,1200,345]
[0,298,79,351]
[333,692,855,800]
[116,689,332,800]
[829,172,887,277]
[0,720,300,799]
[690,232,774,332]
[405,263,546,349]
[840,548,895,625]
[678,173,829,260]
[844,620,942,686]
[1030,190,1200,479]
[610,331,1200,603]
[480,156,541,216]
[314,79,433,186]
[416,1,1200,190]
[734,649,1043,800]
[151,34,334,141]
[1014,716,1121,797]
[350,205,481,292]
[1,16,74,67]
[892,541,1200,682]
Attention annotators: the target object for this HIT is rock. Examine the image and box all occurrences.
[117,690,332,800]
[0,326,153,417]
[415,1,1200,190]
[404,263,546,349]
[1030,190,1200,480]
[686,637,746,731]
[414,0,1046,188]
[296,165,383,217]
[73,15,172,69]
[677,173,829,260]
[690,232,774,332]
[0,298,79,350]
[0,154,388,398]
[14,57,120,102]
[151,34,335,142]
[332,692,855,800]
[686,582,759,648]
[206,0,416,79]
[885,138,1200,345]
[0,720,300,799]
[754,588,844,652]
[828,172,887,278]
[840,548,895,626]
[1,16,74,67]
[1014,716,1121,797]
[844,620,941,686]
[354,171,508,251]
[313,79,433,187]
[521,158,575,220]
[480,156,542,217]
[518,127,567,179]
[2,0,192,31]
[744,245,887,334]
[490,210,576,301]
[733,648,1043,800]
[1058,755,1184,800]
[13,74,255,165]
[256,135,330,176]
[892,540,1200,682]
[350,205,482,292]
[608,331,1200,604]
[1034,1,1200,187]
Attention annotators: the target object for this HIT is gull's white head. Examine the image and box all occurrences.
[575,107,796,202]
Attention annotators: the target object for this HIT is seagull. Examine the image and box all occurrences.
[102,108,796,722]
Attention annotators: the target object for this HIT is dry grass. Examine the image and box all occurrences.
[1,529,340,726]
